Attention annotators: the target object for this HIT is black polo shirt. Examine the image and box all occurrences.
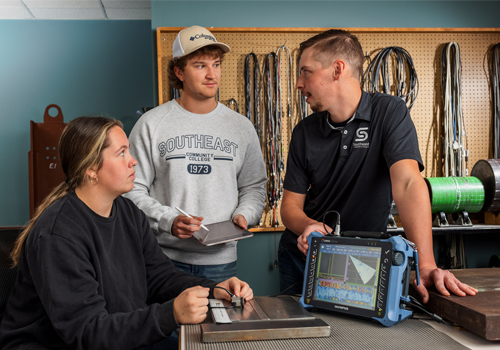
[281,91,423,258]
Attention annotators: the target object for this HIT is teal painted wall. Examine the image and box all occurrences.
[152,0,500,295]
[151,1,500,29]
[237,232,283,296]
[0,20,155,227]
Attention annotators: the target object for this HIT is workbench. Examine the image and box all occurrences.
[410,268,500,341]
[180,296,469,350]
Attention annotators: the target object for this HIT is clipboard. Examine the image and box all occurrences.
[193,221,254,246]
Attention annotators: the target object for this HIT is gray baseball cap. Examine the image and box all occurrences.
[172,25,230,59]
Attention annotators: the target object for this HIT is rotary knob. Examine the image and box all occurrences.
[392,251,404,266]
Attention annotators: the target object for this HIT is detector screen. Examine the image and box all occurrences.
[312,243,382,311]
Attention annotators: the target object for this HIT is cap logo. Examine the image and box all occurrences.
[190,33,216,42]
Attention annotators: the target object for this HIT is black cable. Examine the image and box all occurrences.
[213,286,234,297]
[245,53,260,136]
[407,295,451,325]
[271,282,302,297]
[262,52,274,214]
[262,52,283,227]
[363,46,419,112]
[208,286,236,309]
[227,98,240,113]
[322,210,341,236]
[171,87,180,100]
[490,43,500,158]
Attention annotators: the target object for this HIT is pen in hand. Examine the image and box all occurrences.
[175,207,209,231]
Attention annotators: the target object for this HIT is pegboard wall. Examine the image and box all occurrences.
[157,27,500,231]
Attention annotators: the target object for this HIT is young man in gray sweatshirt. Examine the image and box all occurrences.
[124,26,267,281]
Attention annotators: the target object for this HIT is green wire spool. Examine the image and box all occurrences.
[424,177,485,214]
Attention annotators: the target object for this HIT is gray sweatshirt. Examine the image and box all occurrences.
[124,100,267,265]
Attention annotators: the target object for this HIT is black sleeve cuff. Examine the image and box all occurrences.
[155,299,179,336]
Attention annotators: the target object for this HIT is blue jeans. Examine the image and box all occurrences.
[171,260,236,282]
[278,242,306,295]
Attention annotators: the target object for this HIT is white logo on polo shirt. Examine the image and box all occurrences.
[355,127,369,142]
[353,127,370,149]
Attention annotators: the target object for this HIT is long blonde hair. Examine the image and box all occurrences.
[11,116,123,266]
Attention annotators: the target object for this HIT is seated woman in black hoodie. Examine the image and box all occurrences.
[0,116,253,350]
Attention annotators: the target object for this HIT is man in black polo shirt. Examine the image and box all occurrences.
[279,29,477,303]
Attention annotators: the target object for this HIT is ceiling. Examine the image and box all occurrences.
[0,0,151,20]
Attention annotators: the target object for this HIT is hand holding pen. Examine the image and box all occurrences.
[171,206,209,239]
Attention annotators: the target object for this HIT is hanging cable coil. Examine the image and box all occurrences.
[245,53,260,136]
[276,43,294,134]
[362,46,419,111]
[260,52,284,227]
[441,42,468,177]
[489,43,500,158]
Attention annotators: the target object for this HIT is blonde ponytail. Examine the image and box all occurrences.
[10,116,123,266]
[11,182,72,265]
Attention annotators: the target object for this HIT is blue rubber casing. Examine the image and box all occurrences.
[299,231,419,327]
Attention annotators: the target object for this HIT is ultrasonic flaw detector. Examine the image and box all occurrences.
[299,232,420,327]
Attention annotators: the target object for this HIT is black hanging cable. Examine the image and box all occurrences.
[263,52,277,222]
[170,87,180,100]
[261,52,273,214]
[363,46,419,112]
[260,52,283,267]
[361,51,372,93]
[273,51,284,227]
[261,52,284,228]
[227,98,240,113]
[490,43,500,158]
[245,53,260,137]
[274,51,284,210]
[245,53,264,227]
